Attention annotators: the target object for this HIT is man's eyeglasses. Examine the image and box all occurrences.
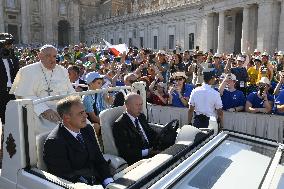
[175,77,184,81]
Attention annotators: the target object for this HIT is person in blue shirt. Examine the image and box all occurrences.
[274,89,284,115]
[209,53,225,78]
[219,73,246,112]
[231,56,249,95]
[273,72,284,96]
[82,72,113,135]
[168,72,194,108]
[245,77,273,114]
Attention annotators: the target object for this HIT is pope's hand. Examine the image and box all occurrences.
[41,109,61,123]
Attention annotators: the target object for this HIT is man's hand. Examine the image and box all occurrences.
[75,87,83,92]
[149,148,161,157]
[41,109,61,123]
[168,86,175,95]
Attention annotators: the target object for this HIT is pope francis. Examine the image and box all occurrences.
[10,45,75,123]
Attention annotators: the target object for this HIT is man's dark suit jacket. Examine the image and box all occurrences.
[112,91,125,107]
[43,123,112,184]
[0,56,19,123]
[112,113,157,165]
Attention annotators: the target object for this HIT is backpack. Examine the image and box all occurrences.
[154,119,179,151]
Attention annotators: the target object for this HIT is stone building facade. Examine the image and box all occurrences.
[85,0,284,54]
[1,0,284,54]
[0,0,98,46]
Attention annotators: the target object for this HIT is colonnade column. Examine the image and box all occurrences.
[0,0,4,32]
[256,1,274,53]
[73,2,80,44]
[44,0,53,43]
[206,14,214,52]
[278,0,284,50]
[21,0,29,44]
[217,11,225,53]
[241,6,250,54]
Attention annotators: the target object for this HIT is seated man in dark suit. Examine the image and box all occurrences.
[43,95,113,187]
[113,93,159,165]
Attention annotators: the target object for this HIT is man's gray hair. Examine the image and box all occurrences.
[124,92,140,105]
[40,44,57,53]
[124,73,137,81]
[57,95,82,118]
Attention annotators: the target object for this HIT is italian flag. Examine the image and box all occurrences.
[103,39,128,57]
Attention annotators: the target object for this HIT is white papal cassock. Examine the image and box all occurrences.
[10,62,75,116]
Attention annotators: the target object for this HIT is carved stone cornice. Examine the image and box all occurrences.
[87,0,210,28]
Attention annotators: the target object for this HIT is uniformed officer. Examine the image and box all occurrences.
[188,68,223,129]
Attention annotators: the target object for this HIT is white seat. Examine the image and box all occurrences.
[99,106,128,173]
[99,106,126,156]
[175,125,203,145]
[36,131,50,171]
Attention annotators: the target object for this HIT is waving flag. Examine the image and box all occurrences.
[103,39,128,57]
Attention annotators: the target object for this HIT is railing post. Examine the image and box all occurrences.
[132,82,147,117]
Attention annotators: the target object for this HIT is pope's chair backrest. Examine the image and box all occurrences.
[100,106,126,156]
[36,131,50,171]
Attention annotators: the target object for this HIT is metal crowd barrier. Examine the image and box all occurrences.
[147,104,284,142]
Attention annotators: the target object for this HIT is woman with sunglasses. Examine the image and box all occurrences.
[245,77,273,114]
[168,72,194,108]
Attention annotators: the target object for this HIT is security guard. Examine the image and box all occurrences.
[0,33,19,124]
[188,68,223,129]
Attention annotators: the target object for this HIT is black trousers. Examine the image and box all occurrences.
[193,114,210,128]
[0,88,15,124]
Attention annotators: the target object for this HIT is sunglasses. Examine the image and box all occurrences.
[175,78,184,81]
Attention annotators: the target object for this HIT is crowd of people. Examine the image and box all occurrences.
[11,42,284,116]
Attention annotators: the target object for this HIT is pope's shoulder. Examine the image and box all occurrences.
[19,62,41,72]
[18,62,67,73]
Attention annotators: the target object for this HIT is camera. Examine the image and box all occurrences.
[259,85,265,96]
[260,64,268,75]
[114,57,121,62]
[149,54,155,64]
[227,74,232,80]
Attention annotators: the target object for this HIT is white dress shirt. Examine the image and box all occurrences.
[10,62,75,116]
[189,83,223,117]
[64,125,80,138]
[126,112,149,157]
[3,59,12,87]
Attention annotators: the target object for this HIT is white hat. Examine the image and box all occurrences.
[262,52,269,57]
[75,60,82,64]
[85,53,95,58]
[158,50,166,55]
[228,73,237,81]
[157,82,166,88]
[254,49,260,53]
[254,56,262,61]
[213,53,222,58]
[258,77,270,85]
[220,73,237,81]
[172,72,188,79]
[236,56,245,62]
[277,51,284,56]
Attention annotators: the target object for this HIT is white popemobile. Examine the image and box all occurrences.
[0,82,283,189]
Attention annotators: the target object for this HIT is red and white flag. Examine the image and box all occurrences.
[103,39,128,57]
